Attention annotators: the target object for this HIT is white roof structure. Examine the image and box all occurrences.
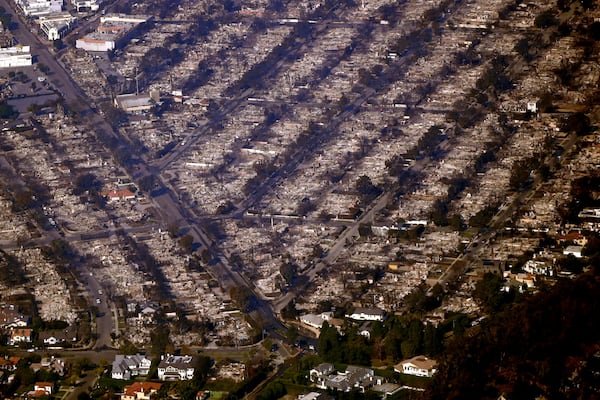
[39,13,77,41]
[114,93,154,113]
[395,355,438,377]
[0,45,32,68]
[16,0,62,17]
[76,14,151,52]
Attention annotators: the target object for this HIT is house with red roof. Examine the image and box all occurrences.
[120,382,162,400]
[101,189,136,202]
[8,327,32,345]
[34,382,53,395]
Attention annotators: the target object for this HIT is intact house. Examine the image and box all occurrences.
[101,189,136,203]
[38,326,78,346]
[358,322,373,340]
[300,312,333,330]
[8,327,32,345]
[112,354,152,380]
[120,382,162,400]
[157,354,196,381]
[196,390,210,400]
[0,356,20,371]
[310,363,335,382]
[310,363,383,392]
[345,307,386,322]
[35,356,65,376]
[394,355,437,378]
[33,382,53,395]
[297,392,333,400]
[0,306,31,328]
[563,245,583,258]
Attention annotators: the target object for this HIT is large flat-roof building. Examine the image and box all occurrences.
[114,92,158,113]
[39,13,77,41]
[76,13,151,52]
[0,45,33,68]
[16,0,63,17]
[73,0,100,12]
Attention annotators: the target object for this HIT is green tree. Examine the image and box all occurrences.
[509,159,533,191]
[257,381,286,400]
[557,254,584,274]
[514,38,533,61]
[138,174,156,193]
[179,234,194,253]
[73,173,102,196]
[286,326,298,344]
[280,301,298,320]
[401,340,418,359]
[229,286,255,312]
[119,340,139,355]
[534,9,558,28]
[150,325,171,357]
[469,204,498,228]
[561,112,591,136]
[356,175,381,197]
[318,322,341,360]
[279,262,297,285]
[423,323,443,356]
[429,199,449,226]
[0,101,15,118]
[474,273,510,312]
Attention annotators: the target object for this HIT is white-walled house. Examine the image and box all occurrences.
[395,355,437,377]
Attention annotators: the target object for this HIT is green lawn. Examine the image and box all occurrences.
[208,390,228,399]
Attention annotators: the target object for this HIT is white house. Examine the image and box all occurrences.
[8,328,32,345]
[300,312,333,330]
[0,307,30,328]
[16,0,62,17]
[523,260,554,276]
[111,354,152,380]
[310,363,335,387]
[563,245,583,258]
[0,45,32,68]
[310,364,379,392]
[157,355,196,381]
[298,392,330,400]
[395,355,437,378]
[345,307,386,322]
[34,382,53,395]
[358,322,372,339]
[38,326,77,346]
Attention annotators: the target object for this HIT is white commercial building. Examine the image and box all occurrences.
[114,93,155,113]
[75,34,115,51]
[76,14,151,52]
[16,0,63,17]
[0,45,33,67]
[39,13,77,41]
[73,0,100,12]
